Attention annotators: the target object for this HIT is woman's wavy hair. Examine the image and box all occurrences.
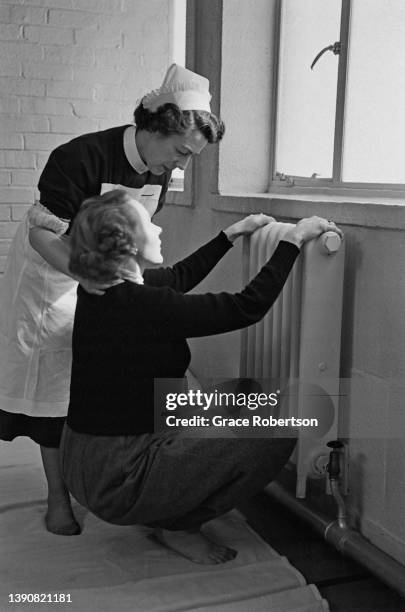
[69,190,138,282]
[134,102,225,143]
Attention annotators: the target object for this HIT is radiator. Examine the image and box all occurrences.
[240,222,345,498]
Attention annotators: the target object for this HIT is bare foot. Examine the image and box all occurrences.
[45,495,81,536]
[154,527,237,564]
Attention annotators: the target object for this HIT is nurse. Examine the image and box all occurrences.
[0,64,224,536]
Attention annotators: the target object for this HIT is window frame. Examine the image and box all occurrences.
[166,0,194,206]
[269,0,405,199]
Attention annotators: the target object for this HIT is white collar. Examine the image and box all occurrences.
[123,125,149,174]
[120,269,144,285]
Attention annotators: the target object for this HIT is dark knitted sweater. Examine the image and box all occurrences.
[67,232,300,435]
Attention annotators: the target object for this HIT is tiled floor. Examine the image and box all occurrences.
[239,491,405,612]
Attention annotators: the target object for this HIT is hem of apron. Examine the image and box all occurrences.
[0,393,68,417]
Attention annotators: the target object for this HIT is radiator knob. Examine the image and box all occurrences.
[322,231,341,254]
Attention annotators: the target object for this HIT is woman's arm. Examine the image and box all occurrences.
[143,214,274,292]
[142,231,233,292]
[133,217,342,338]
[139,241,299,338]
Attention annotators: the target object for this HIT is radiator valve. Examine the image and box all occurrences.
[327,440,344,479]
[322,231,341,254]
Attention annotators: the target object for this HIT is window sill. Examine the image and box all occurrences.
[211,191,405,230]
[166,188,191,207]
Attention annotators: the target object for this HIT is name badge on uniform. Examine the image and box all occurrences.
[100,184,162,217]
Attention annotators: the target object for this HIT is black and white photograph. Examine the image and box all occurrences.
[0,1,404,610]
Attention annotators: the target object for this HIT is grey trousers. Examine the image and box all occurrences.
[60,424,296,531]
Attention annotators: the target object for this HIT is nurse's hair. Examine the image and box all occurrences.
[69,190,138,282]
[133,102,225,143]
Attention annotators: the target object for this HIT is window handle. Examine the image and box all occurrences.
[311,41,341,70]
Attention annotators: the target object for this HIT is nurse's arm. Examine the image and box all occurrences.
[29,226,72,276]
[28,227,122,295]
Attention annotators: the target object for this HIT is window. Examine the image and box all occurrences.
[273,0,405,194]
[168,0,187,192]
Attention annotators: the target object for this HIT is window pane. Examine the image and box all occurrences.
[169,0,187,190]
[342,0,405,184]
[275,0,341,178]
[169,0,186,66]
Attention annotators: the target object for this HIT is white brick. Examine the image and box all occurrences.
[42,45,95,66]
[11,170,40,186]
[43,0,74,8]
[73,99,131,119]
[49,115,98,133]
[21,97,72,116]
[72,0,123,12]
[0,188,34,203]
[10,6,47,25]
[0,6,11,23]
[0,77,45,96]
[23,62,73,81]
[49,9,97,28]
[0,172,11,186]
[0,150,36,169]
[0,114,49,133]
[0,206,11,221]
[95,82,141,103]
[1,134,24,149]
[0,24,22,41]
[73,65,122,85]
[97,117,123,131]
[36,151,50,169]
[24,25,74,45]
[95,48,137,70]
[75,24,122,48]
[24,133,70,151]
[0,42,43,62]
[2,0,48,6]
[0,240,12,255]
[0,256,9,272]
[46,80,94,99]
[97,14,128,38]
[0,98,19,114]
[11,204,31,220]
[71,100,97,116]
[0,61,21,77]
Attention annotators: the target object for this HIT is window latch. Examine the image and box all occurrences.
[276,172,295,187]
[311,41,341,70]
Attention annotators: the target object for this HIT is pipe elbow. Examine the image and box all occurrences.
[324,521,352,552]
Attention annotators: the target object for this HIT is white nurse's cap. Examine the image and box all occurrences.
[141,63,212,113]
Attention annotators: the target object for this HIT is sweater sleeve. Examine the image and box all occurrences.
[136,240,300,337]
[142,231,233,292]
[38,143,90,222]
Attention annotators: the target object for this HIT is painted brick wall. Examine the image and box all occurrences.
[0,0,170,272]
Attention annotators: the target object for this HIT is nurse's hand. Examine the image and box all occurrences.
[224,214,276,243]
[76,275,124,296]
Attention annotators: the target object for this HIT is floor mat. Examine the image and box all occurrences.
[0,438,329,612]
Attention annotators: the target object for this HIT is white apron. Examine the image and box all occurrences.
[0,204,76,417]
[0,185,162,419]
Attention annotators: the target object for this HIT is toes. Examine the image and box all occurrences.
[45,505,81,536]
[45,518,81,536]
